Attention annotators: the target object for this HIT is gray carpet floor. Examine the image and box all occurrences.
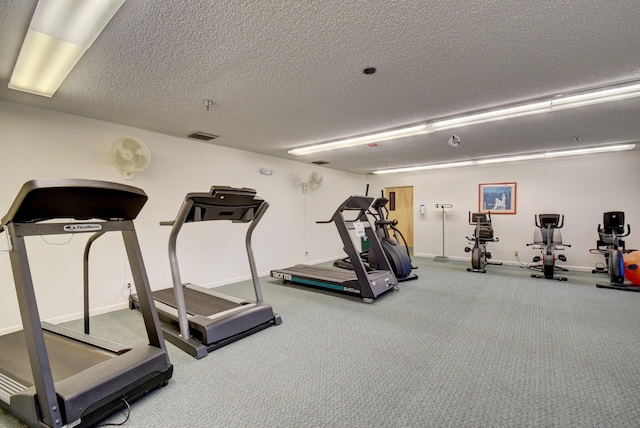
[1,257,639,427]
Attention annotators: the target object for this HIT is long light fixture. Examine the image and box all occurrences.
[372,143,636,175]
[288,124,429,156]
[428,101,551,131]
[288,80,640,156]
[8,0,126,97]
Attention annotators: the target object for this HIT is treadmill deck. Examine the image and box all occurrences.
[152,286,240,316]
[271,264,397,300]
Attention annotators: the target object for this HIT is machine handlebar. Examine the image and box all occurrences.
[597,223,631,238]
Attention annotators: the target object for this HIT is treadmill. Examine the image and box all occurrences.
[0,179,173,428]
[271,195,399,303]
[129,186,281,359]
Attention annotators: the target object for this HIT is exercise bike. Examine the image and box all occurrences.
[592,212,638,292]
[334,193,418,282]
[464,211,501,273]
[527,213,571,281]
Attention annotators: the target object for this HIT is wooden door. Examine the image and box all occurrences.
[384,186,414,254]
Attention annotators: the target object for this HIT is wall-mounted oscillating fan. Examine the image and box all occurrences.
[111,137,151,179]
[303,171,323,193]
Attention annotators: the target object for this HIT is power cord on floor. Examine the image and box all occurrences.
[515,253,541,272]
[96,398,131,427]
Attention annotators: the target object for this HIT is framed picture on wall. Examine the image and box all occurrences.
[479,182,517,214]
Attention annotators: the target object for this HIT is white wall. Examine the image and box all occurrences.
[376,150,640,270]
[0,101,367,331]
[3,100,639,332]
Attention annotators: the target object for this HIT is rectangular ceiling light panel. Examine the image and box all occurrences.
[8,0,126,97]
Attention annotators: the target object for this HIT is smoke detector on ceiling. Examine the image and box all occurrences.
[447,135,462,148]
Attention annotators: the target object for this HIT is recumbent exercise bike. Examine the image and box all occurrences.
[464,211,501,273]
[527,213,571,281]
[591,211,638,292]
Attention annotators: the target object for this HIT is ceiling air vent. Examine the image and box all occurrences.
[187,131,219,141]
[312,160,330,165]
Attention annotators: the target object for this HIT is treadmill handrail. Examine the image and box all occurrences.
[332,197,397,298]
[166,187,270,341]
[245,200,269,303]
[167,198,193,340]
[83,231,106,334]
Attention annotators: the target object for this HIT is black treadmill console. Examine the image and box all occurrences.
[338,196,375,212]
[183,186,265,223]
[1,178,148,225]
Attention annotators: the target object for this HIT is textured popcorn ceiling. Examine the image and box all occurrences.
[1,0,640,174]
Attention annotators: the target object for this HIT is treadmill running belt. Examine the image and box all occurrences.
[153,287,240,316]
[0,330,113,387]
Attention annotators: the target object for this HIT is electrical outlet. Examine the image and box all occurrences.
[513,250,519,257]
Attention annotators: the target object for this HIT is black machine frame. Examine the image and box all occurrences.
[128,186,281,359]
[592,211,638,292]
[333,195,417,282]
[527,213,571,281]
[0,179,172,428]
[271,195,399,303]
[464,211,501,273]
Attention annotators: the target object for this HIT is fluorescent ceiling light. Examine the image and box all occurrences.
[373,143,636,174]
[373,160,473,175]
[288,124,429,156]
[475,153,545,165]
[550,82,640,110]
[543,143,636,158]
[288,80,640,156]
[429,101,551,131]
[8,0,126,97]
[428,81,640,132]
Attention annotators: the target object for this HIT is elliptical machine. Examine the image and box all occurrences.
[527,213,571,281]
[464,211,501,273]
[592,212,637,291]
[367,196,418,280]
[334,190,417,282]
